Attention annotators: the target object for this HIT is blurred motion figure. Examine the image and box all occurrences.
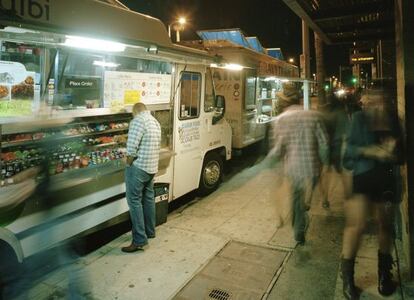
[270,83,329,244]
[341,80,402,299]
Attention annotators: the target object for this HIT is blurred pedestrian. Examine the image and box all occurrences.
[318,92,355,208]
[122,103,161,253]
[340,80,401,299]
[270,83,329,244]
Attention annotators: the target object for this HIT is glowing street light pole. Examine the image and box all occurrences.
[168,17,186,42]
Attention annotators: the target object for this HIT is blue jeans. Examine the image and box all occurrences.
[125,166,155,245]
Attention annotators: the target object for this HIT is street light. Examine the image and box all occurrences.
[168,17,186,42]
[288,58,294,63]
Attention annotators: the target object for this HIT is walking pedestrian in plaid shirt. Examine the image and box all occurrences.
[122,103,161,253]
[270,83,329,244]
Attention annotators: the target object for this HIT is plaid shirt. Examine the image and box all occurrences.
[127,111,161,174]
[270,105,329,180]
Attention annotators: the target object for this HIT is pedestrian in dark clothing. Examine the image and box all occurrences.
[340,80,401,299]
[319,93,355,207]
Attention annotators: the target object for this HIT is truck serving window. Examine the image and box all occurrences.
[245,69,257,110]
[179,72,201,119]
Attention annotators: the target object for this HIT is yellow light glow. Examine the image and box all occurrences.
[178,17,186,25]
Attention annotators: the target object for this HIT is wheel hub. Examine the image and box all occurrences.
[204,161,220,186]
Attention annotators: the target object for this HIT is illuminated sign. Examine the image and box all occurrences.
[350,53,375,64]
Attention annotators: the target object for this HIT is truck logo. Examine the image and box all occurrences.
[0,0,50,21]
[178,121,200,144]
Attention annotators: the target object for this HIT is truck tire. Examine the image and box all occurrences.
[0,241,20,285]
[198,152,223,196]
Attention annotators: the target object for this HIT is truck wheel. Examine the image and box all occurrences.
[0,241,20,285]
[198,152,223,196]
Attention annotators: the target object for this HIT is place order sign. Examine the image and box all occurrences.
[103,71,172,108]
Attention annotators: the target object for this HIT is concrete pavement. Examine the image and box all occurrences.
[3,154,411,300]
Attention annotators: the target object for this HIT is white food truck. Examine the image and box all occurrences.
[0,0,232,263]
[181,29,309,150]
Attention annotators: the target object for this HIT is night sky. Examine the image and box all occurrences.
[120,0,349,77]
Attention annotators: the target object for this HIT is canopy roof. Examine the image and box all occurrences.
[197,29,252,49]
[282,0,395,45]
[0,0,215,64]
[246,37,266,54]
[0,0,172,48]
[266,48,284,60]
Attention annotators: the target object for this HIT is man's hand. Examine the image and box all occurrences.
[359,145,394,161]
[126,156,136,166]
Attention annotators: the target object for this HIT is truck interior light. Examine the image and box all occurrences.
[93,61,120,68]
[225,63,243,71]
[210,63,244,71]
[64,36,126,52]
[3,26,38,34]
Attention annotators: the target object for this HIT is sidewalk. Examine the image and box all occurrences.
[5,156,412,300]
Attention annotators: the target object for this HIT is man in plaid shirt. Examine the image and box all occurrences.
[270,83,329,244]
[122,102,161,253]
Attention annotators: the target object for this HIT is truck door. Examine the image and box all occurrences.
[172,65,205,199]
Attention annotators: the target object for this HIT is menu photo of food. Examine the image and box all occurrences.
[11,75,35,100]
[0,75,35,101]
[0,84,10,100]
[0,61,39,116]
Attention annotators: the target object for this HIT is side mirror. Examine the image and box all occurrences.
[213,95,225,124]
[216,95,225,109]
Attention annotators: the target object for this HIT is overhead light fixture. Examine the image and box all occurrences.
[281,79,290,83]
[211,63,244,71]
[3,26,38,34]
[93,61,120,68]
[64,36,126,52]
[147,45,158,54]
[264,77,276,82]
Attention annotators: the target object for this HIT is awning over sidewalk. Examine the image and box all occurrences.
[282,0,395,45]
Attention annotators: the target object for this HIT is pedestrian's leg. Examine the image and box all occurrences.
[142,176,156,238]
[375,201,396,296]
[291,180,306,243]
[125,167,147,246]
[341,194,368,258]
[341,194,368,300]
[319,166,330,208]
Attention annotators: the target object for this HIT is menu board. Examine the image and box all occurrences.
[103,71,172,108]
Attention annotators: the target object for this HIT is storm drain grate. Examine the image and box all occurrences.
[173,241,288,300]
[208,288,232,300]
